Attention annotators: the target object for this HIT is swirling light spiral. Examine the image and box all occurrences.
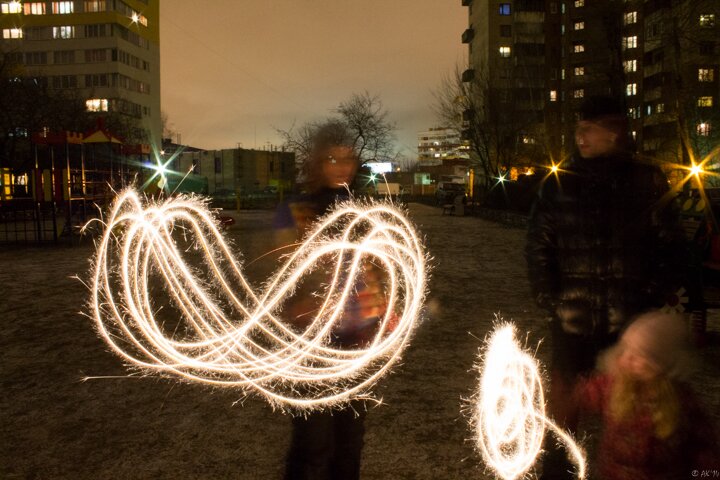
[88,189,427,411]
[473,323,586,480]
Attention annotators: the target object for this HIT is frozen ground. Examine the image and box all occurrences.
[2,203,718,479]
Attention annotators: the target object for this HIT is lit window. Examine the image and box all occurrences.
[52,1,74,14]
[499,3,511,15]
[574,66,584,76]
[631,131,637,140]
[561,68,566,79]
[698,96,714,107]
[574,21,584,30]
[626,83,637,96]
[699,14,715,27]
[622,36,638,49]
[53,25,75,39]
[1,1,22,14]
[698,68,714,82]
[657,103,665,113]
[624,11,637,25]
[574,0,584,7]
[84,1,106,12]
[628,107,640,119]
[499,46,511,58]
[623,59,637,72]
[550,90,557,102]
[24,2,46,14]
[561,3,565,14]
[697,123,711,137]
[646,105,652,116]
[2,27,22,38]
[86,98,108,112]
[573,43,585,53]
[573,89,584,99]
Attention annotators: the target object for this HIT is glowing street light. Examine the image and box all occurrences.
[690,164,704,177]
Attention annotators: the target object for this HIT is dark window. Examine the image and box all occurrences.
[700,42,715,55]
[214,157,222,174]
[500,24,512,37]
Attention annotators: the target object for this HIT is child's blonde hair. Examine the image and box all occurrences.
[599,311,692,439]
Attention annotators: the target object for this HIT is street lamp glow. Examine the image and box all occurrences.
[550,164,559,174]
[131,12,139,23]
[690,164,703,176]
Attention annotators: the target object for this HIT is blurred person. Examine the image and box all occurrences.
[274,124,390,480]
[525,96,688,479]
[575,311,718,479]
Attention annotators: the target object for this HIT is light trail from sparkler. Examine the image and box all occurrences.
[473,323,586,480]
[87,189,427,411]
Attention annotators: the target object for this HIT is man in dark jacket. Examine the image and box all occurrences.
[525,96,687,479]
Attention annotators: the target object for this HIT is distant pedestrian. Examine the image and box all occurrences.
[525,95,688,479]
[575,311,718,479]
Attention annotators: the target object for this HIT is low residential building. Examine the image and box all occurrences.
[172,146,295,196]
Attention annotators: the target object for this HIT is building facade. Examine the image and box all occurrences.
[463,0,720,175]
[417,127,470,167]
[0,0,161,147]
[174,147,295,196]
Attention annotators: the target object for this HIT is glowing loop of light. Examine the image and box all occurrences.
[90,189,427,410]
[475,324,586,480]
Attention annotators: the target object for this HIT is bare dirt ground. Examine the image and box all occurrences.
[2,203,719,479]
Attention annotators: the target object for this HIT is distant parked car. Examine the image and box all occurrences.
[211,188,238,208]
[435,182,466,205]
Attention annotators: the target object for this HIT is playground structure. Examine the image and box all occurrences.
[0,125,154,245]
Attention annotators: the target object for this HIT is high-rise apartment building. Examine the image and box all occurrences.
[0,0,160,147]
[463,0,547,166]
[463,0,719,172]
[417,127,470,167]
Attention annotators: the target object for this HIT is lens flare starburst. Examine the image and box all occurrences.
[87,189,427,411]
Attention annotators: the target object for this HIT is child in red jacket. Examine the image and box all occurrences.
[576,311,718,480]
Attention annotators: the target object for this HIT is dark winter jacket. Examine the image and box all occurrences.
[525,153,686,336]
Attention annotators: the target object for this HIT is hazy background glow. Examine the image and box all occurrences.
[160,0,467,157]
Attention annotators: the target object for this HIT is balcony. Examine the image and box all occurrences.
[462,68,475,82]
[462,27,474,44]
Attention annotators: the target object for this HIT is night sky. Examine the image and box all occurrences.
[160,1,467,158]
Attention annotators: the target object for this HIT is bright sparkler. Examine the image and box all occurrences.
[473,323,586,480]
[88,189,427,411]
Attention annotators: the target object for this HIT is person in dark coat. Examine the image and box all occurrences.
[275,124,390,480]
[525,96,687,479]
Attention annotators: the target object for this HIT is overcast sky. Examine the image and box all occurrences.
[160,1,467,158]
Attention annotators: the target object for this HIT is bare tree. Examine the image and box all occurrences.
[336,91,396,162]
[396,154,419,172]
[433,64,541,194]
[161,111,176,143]
[277,92,396,181]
